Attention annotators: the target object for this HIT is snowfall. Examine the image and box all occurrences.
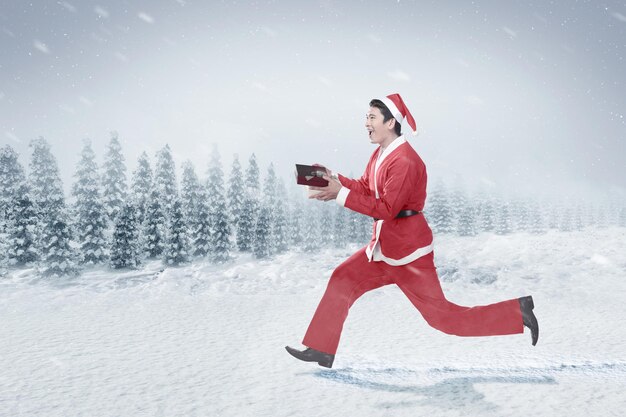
[1,227,625,417]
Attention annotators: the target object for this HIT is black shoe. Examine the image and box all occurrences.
[519,296,539,346]
[285,346,335,368]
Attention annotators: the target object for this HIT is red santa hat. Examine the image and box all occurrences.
[380,93,418,136]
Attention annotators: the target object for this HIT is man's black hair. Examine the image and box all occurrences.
[369,99,402,136]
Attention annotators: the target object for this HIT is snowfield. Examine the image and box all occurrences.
[1,227,625,417]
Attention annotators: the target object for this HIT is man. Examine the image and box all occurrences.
[285,93,539,369]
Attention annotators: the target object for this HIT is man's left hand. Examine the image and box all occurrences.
[309,175,342,201]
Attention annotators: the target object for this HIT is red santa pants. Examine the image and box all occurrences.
[302,247,524,355]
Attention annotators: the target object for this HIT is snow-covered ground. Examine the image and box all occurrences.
[1,228,625,417]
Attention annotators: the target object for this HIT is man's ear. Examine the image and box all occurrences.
[386,118,396,130]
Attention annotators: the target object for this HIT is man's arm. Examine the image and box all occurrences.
[336,173,371,196]
[338,159,418,221]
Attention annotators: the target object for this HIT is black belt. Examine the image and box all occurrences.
[374,210,421,222]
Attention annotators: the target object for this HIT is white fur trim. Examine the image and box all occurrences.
[381,97,402,123]
[336,186,350,207]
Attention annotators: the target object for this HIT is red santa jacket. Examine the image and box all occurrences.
[336,136,434,265]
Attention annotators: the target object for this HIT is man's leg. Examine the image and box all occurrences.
[301,247,391,355]
[394,252,524,337]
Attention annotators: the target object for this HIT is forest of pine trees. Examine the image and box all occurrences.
[0,138,625,278]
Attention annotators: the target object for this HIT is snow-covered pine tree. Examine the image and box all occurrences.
[226,154,245,231]
[39,207,78,277]
[558,198,574,232]
[164,199,190,266]
[28,137,77,275]
[448,176,466,235]
[478,192,497,233]
[206,146,231,262]
[427,178,454,234]
[346,207,362,243]
[143,187,167,259]
[192,192,211,258]
[272,177,289,254]
[0,145,26,233]
[0,238,7,276]
[253,203,272,259]
[72,139,108,265]
[528,200,546,235]
[318,203,333,247]
[510,198,531,233]
[596,203,609,229]
[450,180,476,236]
[110,202,141,269]
[181,161,202,241]
[494,199,512,235]
[302,202,322,251]
[236,153,260,251]
[261,163,278,253]
[180,161,211,258]
[287,187,305,250]
[6,184,39,266]
[101,132,128,223]
[572,202,585,231]
[154,144,178,219]
[457,202,478,237]
[130,151,153,225]
[28,137,65,222]
[332,203,348,247]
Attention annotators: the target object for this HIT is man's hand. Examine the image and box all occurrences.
[309,174,342,202]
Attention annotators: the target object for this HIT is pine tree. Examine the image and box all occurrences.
[110,203,141,269]
[28,137,65,222]
[346,207,362,243]
[6,184,39,265]
[101,132,128,223]
[143,188,166,258]
[130,151,153,225]
[28,137,77,275]
[318,203,333,246]
[0,238,7,276]
[619,207,626,228]
[457,203,478,237]
[227,154,245,231]
[272,178,289,253]
[510,199,531,233]
[164,199,190,266]
[332,204,349,247]
[261,163,278,253]
[206,146,231,262]
[181,161,202,248]
[253,203,272,259]
[154,144,178,218]
[528,200,546,234]
[236,154,260,251]
[478,193,497,233]
[427,178,454,234]
[180,161,212,258]
[302,202,322,251]
[191,190,212,258]
[287,188,305,250]
[72,139,108,265]
[448,176,466,235]
[494,199,512,235]
[558,198,574,232]
[39,208,78,277]
[0,145,26,233]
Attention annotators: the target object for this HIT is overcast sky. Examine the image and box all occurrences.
[1,0,624,200]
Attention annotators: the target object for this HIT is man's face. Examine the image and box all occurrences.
[365,106,394,145]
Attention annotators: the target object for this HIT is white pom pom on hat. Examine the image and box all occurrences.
[379,93,419,136]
